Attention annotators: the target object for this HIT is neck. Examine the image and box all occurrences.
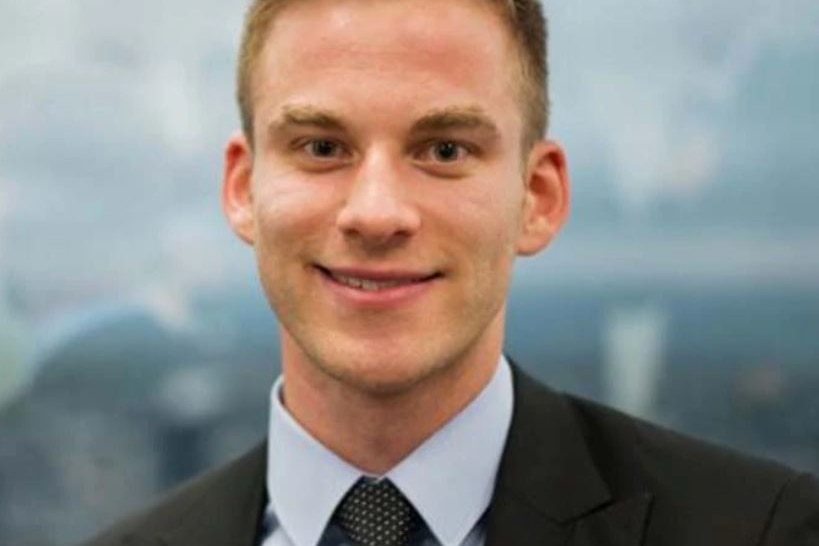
[280,328,503,475]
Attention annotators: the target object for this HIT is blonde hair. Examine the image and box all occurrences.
[236,0,548,148]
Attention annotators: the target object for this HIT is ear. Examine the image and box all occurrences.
[516,139,570,256]
[222,131,256,245]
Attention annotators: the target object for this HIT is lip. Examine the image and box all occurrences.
[315,265,441,307]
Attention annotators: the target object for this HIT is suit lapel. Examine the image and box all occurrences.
[485,366,652,546]
[570,494,652,546]
[144,366,651,546]
[160,443,268,546]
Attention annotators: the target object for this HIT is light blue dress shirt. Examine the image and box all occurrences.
[259,357,514,546]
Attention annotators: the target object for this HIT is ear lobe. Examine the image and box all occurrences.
[222,131,256,245]
[516,140,570,256]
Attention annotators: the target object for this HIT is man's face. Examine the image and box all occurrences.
[224,0,567,394]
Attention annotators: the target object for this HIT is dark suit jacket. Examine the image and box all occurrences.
[81,367,819,545]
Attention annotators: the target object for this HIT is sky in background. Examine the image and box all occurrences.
[1,0,819,386]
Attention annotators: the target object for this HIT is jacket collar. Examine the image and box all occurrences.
[159,443,268,546]
[485,365,652,546]
[152,364,652,546]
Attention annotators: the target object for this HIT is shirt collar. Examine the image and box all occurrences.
[266,357,513,546]
[266,382,361,546]
[387,358,513,545]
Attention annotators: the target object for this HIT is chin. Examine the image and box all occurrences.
[316,346,452,398]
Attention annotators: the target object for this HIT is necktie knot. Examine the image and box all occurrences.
[333,478,421,546]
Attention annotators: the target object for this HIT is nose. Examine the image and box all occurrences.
[335,152,421,247]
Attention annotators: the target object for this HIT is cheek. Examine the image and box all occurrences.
[435,177,524,249]
[250,173,340,247]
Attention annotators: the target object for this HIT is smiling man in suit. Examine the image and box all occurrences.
[81,0,819,545]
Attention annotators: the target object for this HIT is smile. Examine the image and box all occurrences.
[318,266,440,293]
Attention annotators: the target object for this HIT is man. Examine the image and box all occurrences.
[81,0,819,545]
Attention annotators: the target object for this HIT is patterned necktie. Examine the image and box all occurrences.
[333,478,422,546]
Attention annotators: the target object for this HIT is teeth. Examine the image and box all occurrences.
[330,272,420,291]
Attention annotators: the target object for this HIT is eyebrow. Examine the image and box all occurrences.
[410,106,501,138]
[269,105,347,133]
[268,104,501,138]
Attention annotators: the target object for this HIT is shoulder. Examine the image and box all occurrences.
[507,368,819,543]
[564,392,797,493]
[564,389,819,542]
[77,442,266,546]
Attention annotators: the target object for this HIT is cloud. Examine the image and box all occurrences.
[0,0,248,320]
[548,0,819,215]
[0,174,8,237]
[0,0,80,78]
[515,229,819,288]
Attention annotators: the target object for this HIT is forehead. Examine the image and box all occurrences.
[262,0,512,58]
[251,0,522,132]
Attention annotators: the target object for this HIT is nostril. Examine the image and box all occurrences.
[335,201,421,242]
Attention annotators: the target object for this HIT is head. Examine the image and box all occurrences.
[222,0,568,399]
[236,0,549,151]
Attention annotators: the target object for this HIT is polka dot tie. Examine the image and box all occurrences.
[333,478,421,546]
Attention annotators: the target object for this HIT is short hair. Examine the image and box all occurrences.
[236,0,548,148]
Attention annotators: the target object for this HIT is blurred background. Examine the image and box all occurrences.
[1,0,818,544]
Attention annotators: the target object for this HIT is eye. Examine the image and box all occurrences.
[304,139,344,159]
[416,140,472,164]
[432,141,463,162]
[289,137,352,172]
